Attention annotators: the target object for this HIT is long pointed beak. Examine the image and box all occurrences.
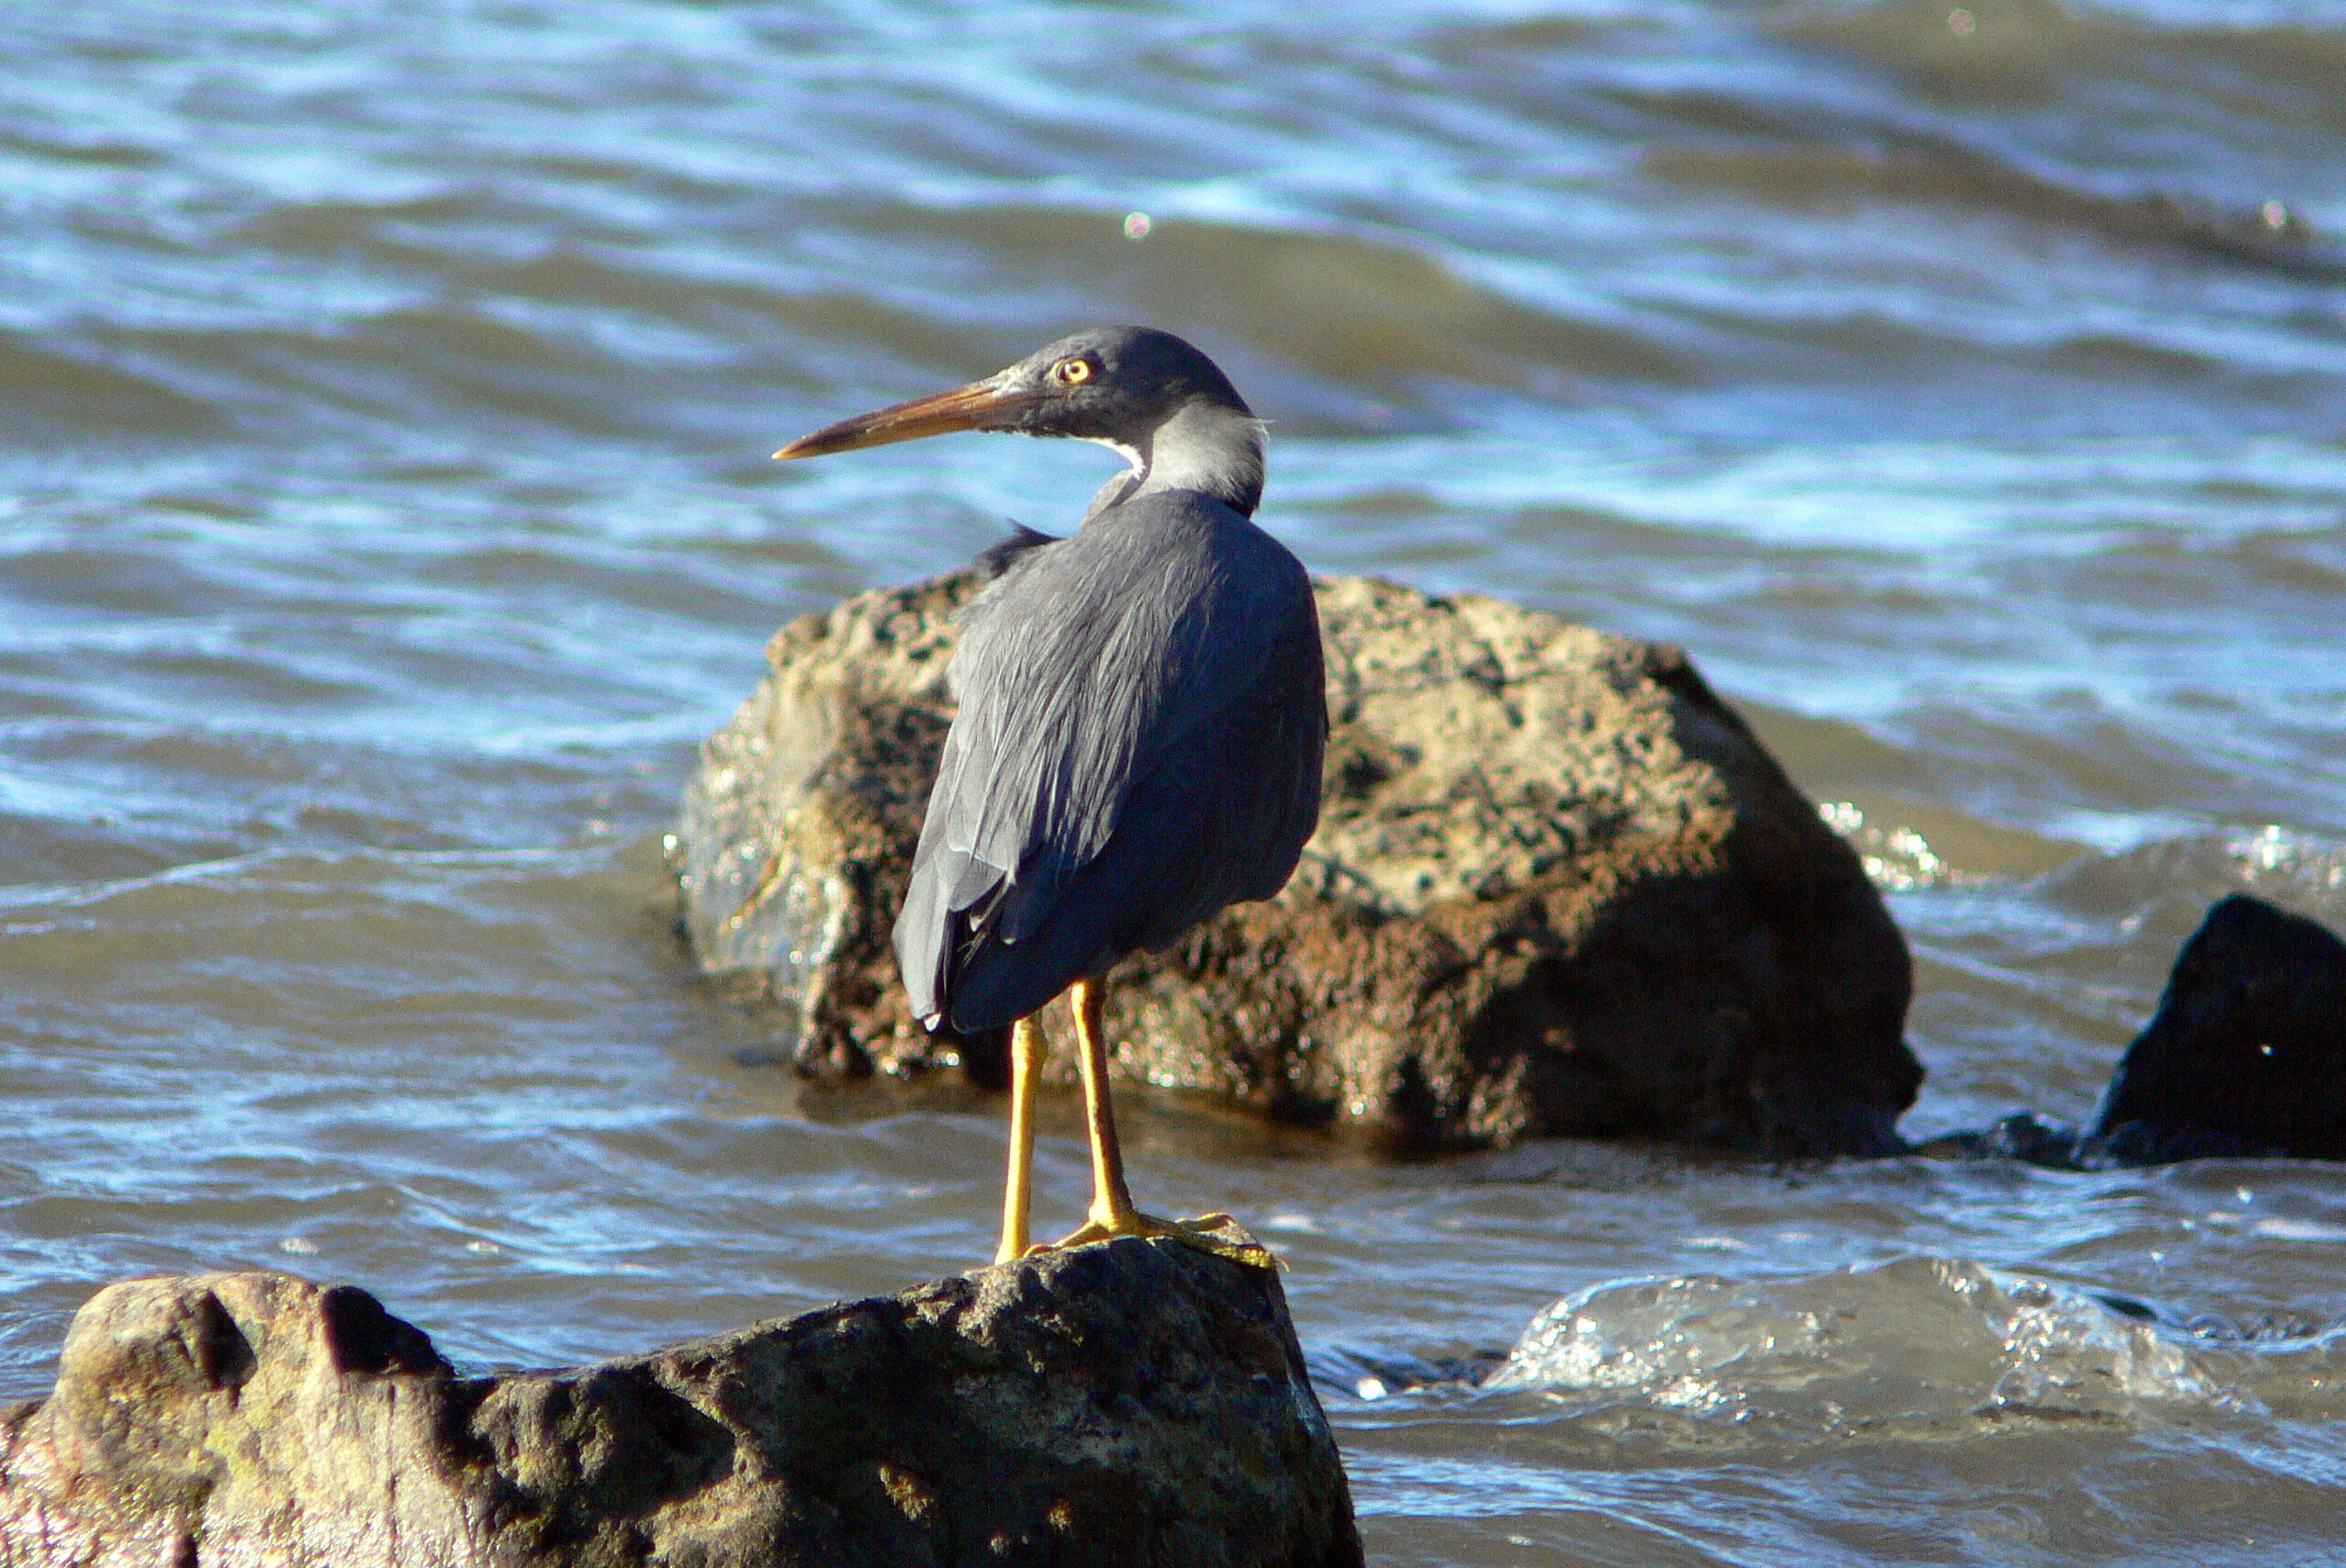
[772,374,1036,460]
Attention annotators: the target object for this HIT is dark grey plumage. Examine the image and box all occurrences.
[899,493,1323,1032]
[867,328,1326,1035]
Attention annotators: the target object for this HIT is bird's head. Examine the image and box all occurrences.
[774,326,1256,468]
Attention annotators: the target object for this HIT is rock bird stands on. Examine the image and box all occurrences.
[776,327,1325,1267]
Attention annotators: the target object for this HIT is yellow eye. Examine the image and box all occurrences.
[1058,357,1092,384]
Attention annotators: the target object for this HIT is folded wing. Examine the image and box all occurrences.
[893,494,1324,1034]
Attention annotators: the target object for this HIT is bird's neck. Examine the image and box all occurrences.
[1083,399,1267,521]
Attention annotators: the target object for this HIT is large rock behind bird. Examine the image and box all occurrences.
[0,1238,1360,1568]
[675,570,1920,1157]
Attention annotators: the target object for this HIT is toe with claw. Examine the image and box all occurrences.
[1046,1209,1277,1271]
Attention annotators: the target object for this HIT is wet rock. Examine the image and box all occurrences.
[0,1235,1360,1568]
[1912,1109,2284,1170]
[1919,896,2346,1170]
[675,569,1919,1157]
[2091,893,2346,1163]
[1912,1109,2092,1168]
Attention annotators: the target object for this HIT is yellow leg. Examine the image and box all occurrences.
[994,1015,1045,1264]
[1046,979,1274,1270]
[1072,978,1140,1234]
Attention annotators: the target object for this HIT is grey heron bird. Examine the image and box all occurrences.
[775,327,1325,1267]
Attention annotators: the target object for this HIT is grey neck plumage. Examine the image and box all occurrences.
[1082,399,1268,522]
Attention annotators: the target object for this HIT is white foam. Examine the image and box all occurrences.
[1486,1256,2301,1437]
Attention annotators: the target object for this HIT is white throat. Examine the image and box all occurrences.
[1079,400,1267,521]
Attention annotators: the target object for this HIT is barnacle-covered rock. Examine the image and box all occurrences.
[675,571,1920,1157]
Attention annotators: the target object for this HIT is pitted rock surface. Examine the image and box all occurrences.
[675,570,1920,1156]
[0,1239,1359,1568]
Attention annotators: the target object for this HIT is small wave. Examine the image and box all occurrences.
[233,194,825,345]
[1598,0,2346,284]
[836,201,1694,398]
[1816,800,1972,890]
[1782,0,2346,129]
[1776,0,2129,102]
[1485,1256,2335,1437]
[2217,825,2346,930]
[84,307,671,440]
[1773,0,2346,115]
[2228,824,2346,900]
[0,127,164,171]
[1645,139,2346,284]
[230,189,600,266]
[2027,824,2346,932]
[0,331,218,440]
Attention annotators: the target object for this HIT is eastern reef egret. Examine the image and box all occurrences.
[776,327,1325,1266]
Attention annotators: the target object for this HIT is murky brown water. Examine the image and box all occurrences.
[5,2,2346,1562]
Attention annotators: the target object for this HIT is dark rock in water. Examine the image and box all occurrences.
[1310,1343,1510,1401]
[674,569,1920,1158]
[1913,1109,2280,1170]
[1913,1110,2090,1167]
[2085,1118,2283,1168]
[2092,893,2346,1164]
[0,1235,1361,1567]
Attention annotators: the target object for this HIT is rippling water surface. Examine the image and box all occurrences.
[5,1,2346,1562]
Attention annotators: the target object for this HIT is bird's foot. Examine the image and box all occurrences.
[1042,1209,1277,1271]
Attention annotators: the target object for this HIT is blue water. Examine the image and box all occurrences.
[5,2,2346,1562]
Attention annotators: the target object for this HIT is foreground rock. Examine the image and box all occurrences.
[676,569,1919,1157]
[0,1236,1360,1568]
